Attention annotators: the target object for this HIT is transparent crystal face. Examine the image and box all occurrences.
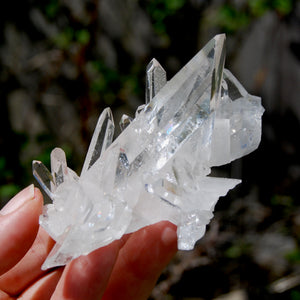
[33,34,264,270]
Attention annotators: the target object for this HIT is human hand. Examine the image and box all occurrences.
[0,185,177,300]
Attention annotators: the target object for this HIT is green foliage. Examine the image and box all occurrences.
[0,156,13,182]
[53,27,74,49]
[0,157,20,204]
[89,61,120,97]
[286,249,300,264]
[143,0,186,35]
[45,0,60,19]
[53,28,90,49]
[225,244,243,258]
[0,157,5,173]
[75,29,90,45]
[217,4,251,34]
[291,290,300,300]
[249,0,271,16]
[89,60,122,105]
[225,240,251,258]
[249,0,293,17]
[269,195,296,235]
[123,74,142,98]
[215,0,294,34]
[0,184,19,200]
[273,0,293,15]
[89,60,143,106]
[271,194,294,207]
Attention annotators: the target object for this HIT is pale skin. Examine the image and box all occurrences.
[0,185,178,300]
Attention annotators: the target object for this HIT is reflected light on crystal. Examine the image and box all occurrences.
[156,156,168,169]
[145,184,154,193]
[166,125,173,135]
[166,121,179,135]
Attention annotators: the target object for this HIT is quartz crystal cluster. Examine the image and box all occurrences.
[33,34,264,270]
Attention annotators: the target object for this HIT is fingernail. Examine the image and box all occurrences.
[0,184,35,215]
[161,225,177,246]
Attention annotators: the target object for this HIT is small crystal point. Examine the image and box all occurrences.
[145,58,167,104]
[119,114,133,131]
[50,148,68,190]
[135,104,146,117]
[81,107,115,175]
[209,33,226,110]
[51,148,67,172]
[32,160,54,199]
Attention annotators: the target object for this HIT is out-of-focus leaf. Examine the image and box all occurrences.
[286,249,300,264]
[291,290,300,300]
[76,29,90,45]
[45,0,60,19]
[248,0,270,17]
[53,28,74,49]
[0,157,5,172]
[217,4,250,34]
[0,184,19,199]
[249,0,293,17]
[143,0,185,35]
[274,0,293,15]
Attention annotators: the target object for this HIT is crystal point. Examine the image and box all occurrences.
[81,107,114,175]
[33,34,264,269]
[146,58,167,103]
[50,148,68,190]
[119,114,133,131]
[32,160,54,199]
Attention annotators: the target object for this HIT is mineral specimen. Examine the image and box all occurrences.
[33,34,264,270]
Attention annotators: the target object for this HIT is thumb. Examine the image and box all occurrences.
[0,185,43,275]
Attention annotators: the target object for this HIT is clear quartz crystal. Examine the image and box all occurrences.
[145,58,167,104]
[119,114,133,131]
[81,107,114,175]
[32,160,54,199]
[33,34,264,270]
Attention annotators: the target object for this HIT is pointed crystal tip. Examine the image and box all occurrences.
[81,107,115,175]
[32,160,54,199]
[119,114,133,131]
[146,58,167,104]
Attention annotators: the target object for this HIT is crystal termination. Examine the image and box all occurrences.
[33,34,264,270]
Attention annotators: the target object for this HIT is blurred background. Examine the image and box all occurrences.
[0,0,299,299]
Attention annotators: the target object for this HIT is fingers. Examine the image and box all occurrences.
[0,185,43,276]
[0,227,55,295]
[0,186,177,300]
[50,240,121,300]
[0,290,14,300]
[18,269,63,300]
[102,221,178,300]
